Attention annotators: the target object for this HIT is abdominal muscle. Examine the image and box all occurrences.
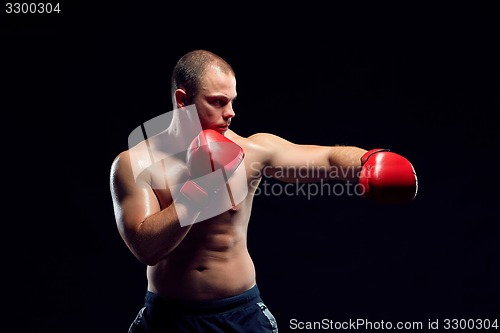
[146,210,256,301]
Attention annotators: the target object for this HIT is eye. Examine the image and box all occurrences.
[210,98,226,107]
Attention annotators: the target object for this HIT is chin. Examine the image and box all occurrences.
[215,127,228,134]
[202,126,228,134]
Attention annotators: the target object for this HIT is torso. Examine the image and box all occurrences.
[145,130,265,301]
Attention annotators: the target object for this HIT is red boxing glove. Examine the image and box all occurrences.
[358,149,418,204]
[180,129,245,207]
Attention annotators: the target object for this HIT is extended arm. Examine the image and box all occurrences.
[248,133,417,203]
[248,133,366,183]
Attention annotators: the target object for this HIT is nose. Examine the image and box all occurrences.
[223,105,235,121]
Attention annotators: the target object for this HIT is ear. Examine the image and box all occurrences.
[175,89,188,108]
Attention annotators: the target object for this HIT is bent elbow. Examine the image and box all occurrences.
[131,247,163,266]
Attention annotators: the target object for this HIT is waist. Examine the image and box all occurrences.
[145,284,261,315]
[147,250,256,299]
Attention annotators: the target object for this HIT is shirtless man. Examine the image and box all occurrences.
[109,49,418,332]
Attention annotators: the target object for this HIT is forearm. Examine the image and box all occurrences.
[328,146,367,181]
[132,201,197,266]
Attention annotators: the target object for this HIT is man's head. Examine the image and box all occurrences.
[171,50,237,134]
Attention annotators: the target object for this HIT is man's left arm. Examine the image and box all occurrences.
[248,133,418,203]
[248,132,366,183]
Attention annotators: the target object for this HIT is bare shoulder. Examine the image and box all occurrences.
[227,130,295,168]
[248,132,285,145]
[228,131,291,150]
[111,138,160,176]
[111,150,127,170]
[110,150,134,185]
[110,146,148,178]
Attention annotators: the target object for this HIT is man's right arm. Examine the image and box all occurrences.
[109,151,194,266]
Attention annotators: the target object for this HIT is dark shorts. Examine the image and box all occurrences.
[128,284,278,333]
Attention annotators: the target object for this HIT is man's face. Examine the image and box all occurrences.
[194,65,237,134]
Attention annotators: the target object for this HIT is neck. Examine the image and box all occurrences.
[151,106,203,154]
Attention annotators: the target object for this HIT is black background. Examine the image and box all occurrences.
[3,2,499,332]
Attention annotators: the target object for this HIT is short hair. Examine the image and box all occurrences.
[171,49,235,106]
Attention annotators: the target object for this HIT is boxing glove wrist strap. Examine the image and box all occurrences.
[360,148,390,165]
